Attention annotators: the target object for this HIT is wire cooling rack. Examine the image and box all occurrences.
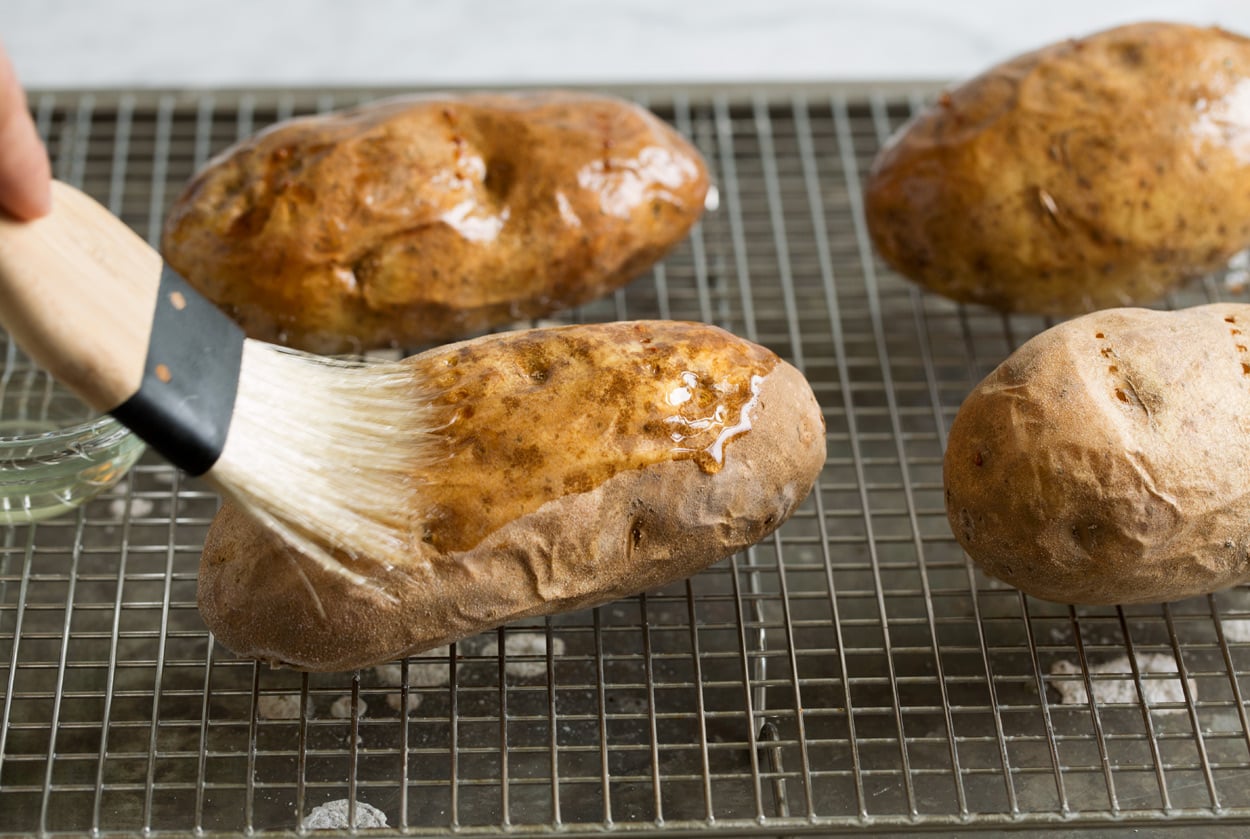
[3,85,1250,836]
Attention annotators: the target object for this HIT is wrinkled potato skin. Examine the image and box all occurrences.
[866,22,1250,315]
[162,92,708,353]
[944,304,1250,605]
[198,321,827,671]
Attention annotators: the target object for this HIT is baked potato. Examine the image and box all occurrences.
[162,92,709,354]
[944,304,1250,605]
[198,321,826,671]
[866,22,1250,315]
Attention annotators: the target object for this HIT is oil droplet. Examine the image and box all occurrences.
[667,374,763,474]
[666,371,697,406]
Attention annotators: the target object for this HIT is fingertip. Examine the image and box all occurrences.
[20,178,52,220]
[0,136,51,221]
[26,153,52,218]
[0,43,51,221]
[0,189,46,221]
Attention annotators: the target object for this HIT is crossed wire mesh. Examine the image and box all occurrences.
[2,86,1250,836]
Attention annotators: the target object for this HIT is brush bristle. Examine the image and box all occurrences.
[208,341,443,594]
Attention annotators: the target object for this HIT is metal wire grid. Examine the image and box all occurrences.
[2,86,1250,836]
[0,350,98,437]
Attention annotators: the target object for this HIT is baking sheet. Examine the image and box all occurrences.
[2,86,1250,835]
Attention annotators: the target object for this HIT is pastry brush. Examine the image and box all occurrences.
[0,180,437,589]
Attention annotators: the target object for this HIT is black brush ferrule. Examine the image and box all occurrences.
[110,265,245,476]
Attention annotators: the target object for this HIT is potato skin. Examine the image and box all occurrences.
[162,92,708,354]
[866,22,1250,315]
[198,321,826,671]
[944,304,1250,605]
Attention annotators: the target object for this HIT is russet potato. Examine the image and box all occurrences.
[163,92,708,353]
[199,321,826,671]
[866,22,1250,315]
[944,304,1250,604]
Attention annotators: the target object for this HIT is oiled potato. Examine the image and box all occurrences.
[199,321,826,671]
[866,22,1250,315]
[162,92,709,354]
[944,304,1250,605]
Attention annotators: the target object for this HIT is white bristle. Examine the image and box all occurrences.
[208,341,442,595]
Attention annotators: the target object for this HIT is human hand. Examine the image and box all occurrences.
[0,42,50,220]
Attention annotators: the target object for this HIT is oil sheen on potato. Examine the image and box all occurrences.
[412,321,778,554]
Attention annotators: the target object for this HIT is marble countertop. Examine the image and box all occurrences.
[7,0,1250,89]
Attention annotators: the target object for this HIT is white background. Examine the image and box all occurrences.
[6,0,1250,88]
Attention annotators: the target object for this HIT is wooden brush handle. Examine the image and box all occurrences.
[0,180,160,411]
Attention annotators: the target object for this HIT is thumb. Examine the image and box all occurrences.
[0,43,50,221]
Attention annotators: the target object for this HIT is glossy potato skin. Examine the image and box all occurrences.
[162,93,709,353]
[198,321,827,671]
[866,22,1250,315]
[944,304,1250,605]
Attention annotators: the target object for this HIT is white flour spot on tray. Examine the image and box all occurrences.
[1050,653,1196,712]
[372,645,453,688]
[108,497,154,520]
[409,645,452,686]
[329,694,366,719]
[301,799,388,830]
[256,693,303,720]
[386,692,423,714]
[371,664,424,712]
[1222,619,1250,643]
[372,663,402,687]
[481,633,566,679]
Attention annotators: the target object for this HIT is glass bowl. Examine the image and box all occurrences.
[0,334,146,524]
